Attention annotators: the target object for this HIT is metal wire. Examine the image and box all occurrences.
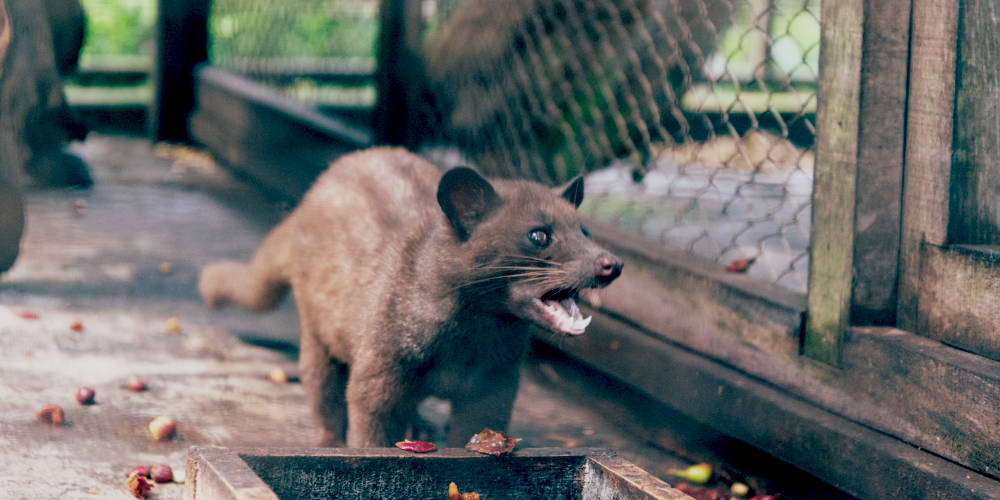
[422,0,818,292]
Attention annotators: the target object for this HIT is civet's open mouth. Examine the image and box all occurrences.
[534,288,591,335]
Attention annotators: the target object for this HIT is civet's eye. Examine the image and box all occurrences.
[581,224,591,238]
[528,228,551,248]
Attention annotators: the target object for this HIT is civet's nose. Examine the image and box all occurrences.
[595,253,623,283]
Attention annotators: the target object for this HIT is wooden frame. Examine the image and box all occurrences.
[184,446,687,499]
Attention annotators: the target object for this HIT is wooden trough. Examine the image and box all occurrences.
[184,446,690,500]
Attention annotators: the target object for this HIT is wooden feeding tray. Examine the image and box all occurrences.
[185,446,690,499]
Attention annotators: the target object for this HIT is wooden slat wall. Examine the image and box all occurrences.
[950,0,1000,245]
[849,0,912,325]
[897,0,960,330]
[587,220,1000,480]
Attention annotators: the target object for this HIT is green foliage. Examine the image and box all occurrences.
[210,0,378,62]
[79,0,156,58]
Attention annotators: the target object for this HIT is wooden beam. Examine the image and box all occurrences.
[539,314,1000,499]
[849,0,911,325]
[151,0,208,141]
[950,0,1000,244]
[897,0,959,330]
[917,244,1000,361]
[804,0,864,365]
[189,66,372,199]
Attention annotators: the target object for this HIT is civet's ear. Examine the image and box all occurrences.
[557,175,585,208]
[437,167,502,240]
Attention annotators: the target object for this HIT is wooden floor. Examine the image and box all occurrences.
[0,134,704,498]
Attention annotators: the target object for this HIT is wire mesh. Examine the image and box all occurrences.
[208,0,380,112]
[420,0,819,292]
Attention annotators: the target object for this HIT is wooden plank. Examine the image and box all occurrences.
[151,0,208,141]
[950,0,1000,244]
[897,0,960,329]
[585,219,1000,476]
[849,0,911,325]
[373,0,425,147]
[804,0,865,365]
[189,66,372,199]
[917,244,1000,361]
[540,314,1000,499]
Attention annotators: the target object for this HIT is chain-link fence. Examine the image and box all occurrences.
[197,0,818,292]
[420,0,818,292]
[208,0,380,122]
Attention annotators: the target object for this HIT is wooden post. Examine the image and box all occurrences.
[845,0,912,326]
[151,0,209,142]
[804,0,864,366]
[374,0,424,147]
[896,0,959,330]
[949,0,1000,245]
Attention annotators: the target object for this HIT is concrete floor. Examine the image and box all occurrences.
[0,135,690,499]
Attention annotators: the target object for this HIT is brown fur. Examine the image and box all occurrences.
[200,147,621,447]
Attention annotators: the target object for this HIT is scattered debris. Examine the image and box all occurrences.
[69,319,84,332]
[725,257,756,273]
[164,317,181,334]
[149,464,174,483]
[16,310,39,320]
[465,428,520,456]
[125,472,154,498]
[126,375,147,392]
[395,440,436,453]
[731,482,750,497]
[148,416,177,440]
[126,465,150,479]
[448,482,480,500]
[668,463,712,484]
[71,199,87,217]
[37,405,65,425]
[266,368,288,384]
[158,261,173,274]
[75,386,96,405]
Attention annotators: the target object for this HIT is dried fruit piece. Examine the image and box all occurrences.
[149,464,173,483]
[72,199,87,217]
[16,310,39,320]
[730,482,750,496]
[461,493,480,500]
[267,368,288,384]
[448,482,460,500]
[148,416,177,440]
[69,320,84,332]
[125,472,154,498]
[668,463,712,484]
[126,465,150,478]
[395,439,436,453]
[725,257,756,273]
[37,405,65,425]
[464,428,521,456]
[76,386,96,405]
[126,375,146,392]
[164,317,181,334]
